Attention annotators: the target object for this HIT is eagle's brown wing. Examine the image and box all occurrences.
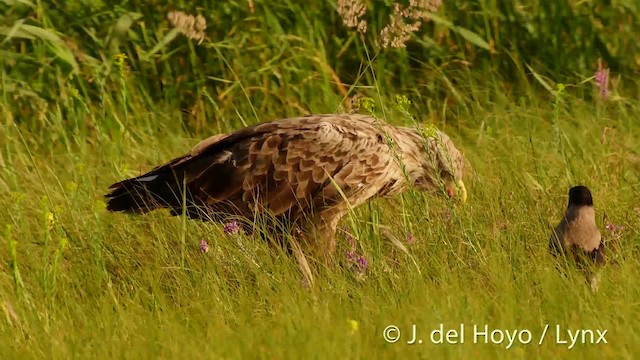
[105,114,396,222]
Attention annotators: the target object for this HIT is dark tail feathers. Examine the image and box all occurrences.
[105,171,183,213]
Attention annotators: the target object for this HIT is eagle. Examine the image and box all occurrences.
[549,185,605,290]
[105,113,467,268]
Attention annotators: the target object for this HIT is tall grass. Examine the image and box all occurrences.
[1,0,639,358]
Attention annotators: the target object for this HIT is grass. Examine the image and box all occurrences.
[2,1,640,358]
[2,88,639,359]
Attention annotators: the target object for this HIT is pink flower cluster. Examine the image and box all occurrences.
[344,232,369,274]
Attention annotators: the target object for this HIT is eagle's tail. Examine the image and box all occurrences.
[105,171,183,213]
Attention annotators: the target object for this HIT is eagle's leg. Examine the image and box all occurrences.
[289,231,315,287]
[307,208,349,268]
[288,207,348,285]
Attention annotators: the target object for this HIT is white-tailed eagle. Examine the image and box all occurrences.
[105,113,467,266]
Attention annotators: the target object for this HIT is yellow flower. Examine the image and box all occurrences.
[94,200,107,211]
[66,182,78,192]
[46,212,55,227]
[114,53,129,78]
[395,94,411,110]
[59,237,68,251]
[420,123,438,139]
[10,192,25,204]
[347,319,359,334]
[114,53,128,63]
[69,87,80,99]
[358,97,375,113]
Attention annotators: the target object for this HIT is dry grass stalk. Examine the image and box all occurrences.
[337,0,443,49]
[167,10,207,44]
[336,0,368,34]
[380,0,443,49]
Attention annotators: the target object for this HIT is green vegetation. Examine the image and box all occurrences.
[1,0,639,358]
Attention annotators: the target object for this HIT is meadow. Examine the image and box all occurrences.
[1,0,639,358]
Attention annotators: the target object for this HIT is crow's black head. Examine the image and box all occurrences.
[568,185,594,207]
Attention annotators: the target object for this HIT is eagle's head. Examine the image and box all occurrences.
[395,127,467,203]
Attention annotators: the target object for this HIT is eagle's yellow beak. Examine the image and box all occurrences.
[457,179,467,204]
[446,179,467,204]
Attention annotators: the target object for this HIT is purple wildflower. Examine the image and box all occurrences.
[345,250,356,262]
[356,255,368,271]
[223,221,240,235]
[342,230,369,275]
[345,234,357,261]
[199,239,209,253]
[406,233,414,244]
[594,64,609,99]
[605,222,624,240]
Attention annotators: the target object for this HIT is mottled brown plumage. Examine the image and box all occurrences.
[105,113,466,262]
